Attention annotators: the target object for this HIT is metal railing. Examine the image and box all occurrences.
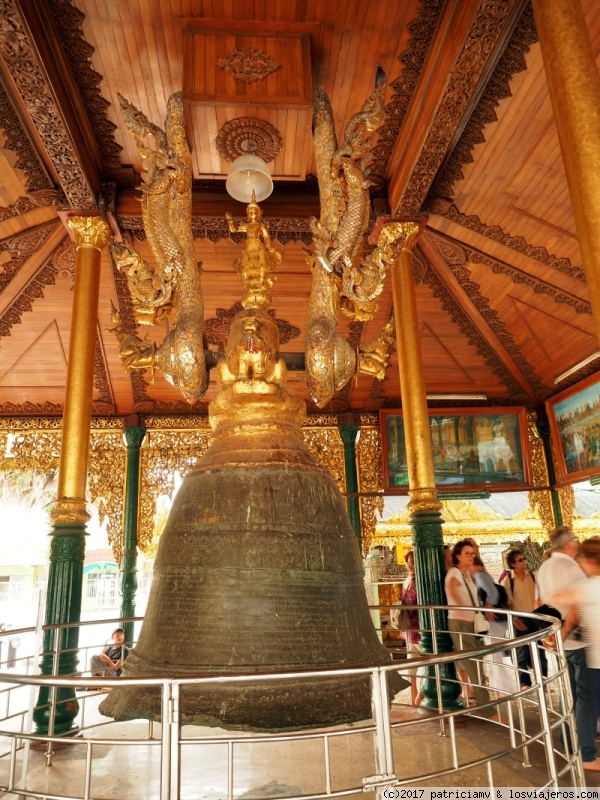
[0,606,585,800]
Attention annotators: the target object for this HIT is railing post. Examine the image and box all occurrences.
[160,681,172,800]
[530,639,559,785]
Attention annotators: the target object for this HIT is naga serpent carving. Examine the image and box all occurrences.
[109,92,208,403]
[306,68,397,407]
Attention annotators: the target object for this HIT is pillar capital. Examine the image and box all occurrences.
[66,215,110,252]
[123,425,146,449]
[370,216,427,252]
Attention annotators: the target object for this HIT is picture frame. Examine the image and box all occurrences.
[546,371,600,485]
[380,407,531,493]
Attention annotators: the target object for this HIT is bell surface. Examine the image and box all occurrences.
[100,307,403,731]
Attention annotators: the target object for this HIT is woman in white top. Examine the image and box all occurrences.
[445,540,493,714]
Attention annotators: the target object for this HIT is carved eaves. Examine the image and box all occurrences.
[0,189,58,222]
[425,230,550,398]
[419,248,527,400]
[424,198,584,283]
[428,228,590,315]
[0,221,58,293]
[0,255,57,338]
[394,0,526,216]
[0,0,97,210]
[370,0,445,185]
[45,0,124,178]
[430,2,538,200]
[0,73,52,191]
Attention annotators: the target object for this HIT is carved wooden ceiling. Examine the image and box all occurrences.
[0,0,597,418]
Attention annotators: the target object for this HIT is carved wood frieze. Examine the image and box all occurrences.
[93,330,115,413]
[469,251,590,315]
[205,302,300,352]
[425,231,550,398]
[51,236,76,279]
[425,198,584,282]
[216,117,283,163]
[0,74,52,192]
[217,48,281,84]
[370,0,445,185]
[0,258,56,339]
[399,0,520,215]
[46,0,122,174]
[0,190,58,223]
[428,228,590,314]
[418,245,527,400]
[430,2,538,200]
[118,215,313,246]
[0,0,96,210]
[0,221,59,292]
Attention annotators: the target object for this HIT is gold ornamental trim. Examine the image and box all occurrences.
[408,487,442,514]
[49,497,90,525]
[66,216,110,252]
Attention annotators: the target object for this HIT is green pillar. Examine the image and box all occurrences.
[33,216,110,735]
[339,421,362,552]
[536,417,563,527]
[33,530,86,734]
[120,422,146,645]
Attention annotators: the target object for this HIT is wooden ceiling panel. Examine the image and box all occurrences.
[467,258,597,389]
[450,32,593,268]
[75,0,416,181]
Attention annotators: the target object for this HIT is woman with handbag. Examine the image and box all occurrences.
[445,540,495,715]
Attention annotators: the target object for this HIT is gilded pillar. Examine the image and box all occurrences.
[33,216,110,736]
[379,220,460,710]
[339,421,362,552]
[531,0,600,343]
[120,422,146,644]
[536,418,563,528]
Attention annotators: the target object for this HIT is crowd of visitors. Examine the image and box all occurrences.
[389,528,600,771]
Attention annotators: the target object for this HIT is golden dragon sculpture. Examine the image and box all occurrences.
[306,68,398,408]
[108,92,208,404]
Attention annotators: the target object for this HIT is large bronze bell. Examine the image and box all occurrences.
[100,308,401,730]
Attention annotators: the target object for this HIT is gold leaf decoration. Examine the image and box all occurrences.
[303,427,345,495]
[357,425,385,554]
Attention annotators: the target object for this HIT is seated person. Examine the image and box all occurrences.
[89,627,129,678]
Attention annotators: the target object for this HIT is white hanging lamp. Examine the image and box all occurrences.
[226,151,273,203]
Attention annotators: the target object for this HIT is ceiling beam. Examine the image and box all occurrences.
[420,232,538,403]
[387,0,527,216]
[0,0,99,210]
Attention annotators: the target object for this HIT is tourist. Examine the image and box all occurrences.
[501,549,546,688]
[445,540,494,714]
[89,628,130,679]
[536,528,598,771]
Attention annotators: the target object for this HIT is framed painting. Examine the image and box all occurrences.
[546,371,600,485]
[380,407,531,493]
